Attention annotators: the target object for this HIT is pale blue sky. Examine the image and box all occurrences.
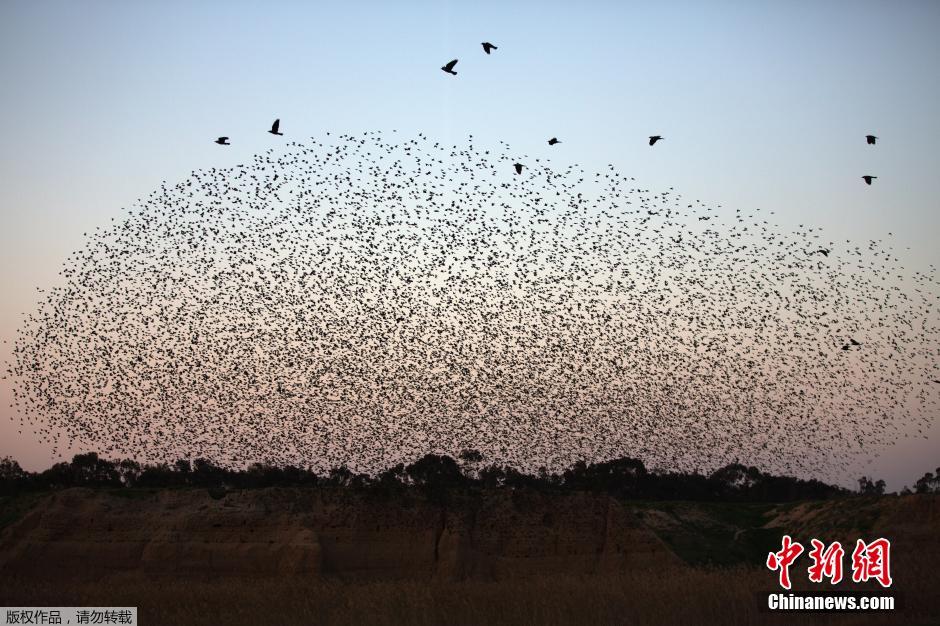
[1,0,938,487]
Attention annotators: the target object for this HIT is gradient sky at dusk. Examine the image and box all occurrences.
[1,0,938,488]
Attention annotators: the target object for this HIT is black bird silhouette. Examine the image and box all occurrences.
[850,338,861,346]
[862,175,877,185]
[268,119,283,136]
[866,135,878,145]
[513,163,524,174]
[441,59,458,75]
[548,137,561,146]
[649,136,663,146]
[215,137,230,145]
[482,42,497,54]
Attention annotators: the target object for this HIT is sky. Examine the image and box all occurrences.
[1,0,938,489]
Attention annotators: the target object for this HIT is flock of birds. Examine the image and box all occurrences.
[6,41,938,480]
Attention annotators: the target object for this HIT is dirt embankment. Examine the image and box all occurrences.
[0,488,679,581]
[2,490,936,583]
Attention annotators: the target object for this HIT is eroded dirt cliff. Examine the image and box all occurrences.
[0,488,679,581]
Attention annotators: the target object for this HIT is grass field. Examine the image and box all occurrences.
[1,565,933,626]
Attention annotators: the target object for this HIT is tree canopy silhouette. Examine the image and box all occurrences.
[2,452,928,502]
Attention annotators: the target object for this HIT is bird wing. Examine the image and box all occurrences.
[444,60,458,70]
[272,119,280,133]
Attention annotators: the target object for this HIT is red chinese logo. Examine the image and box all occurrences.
[807,539,844,584]
[766,534,804,589]
[851,538,893,588]
[767,536,892,589]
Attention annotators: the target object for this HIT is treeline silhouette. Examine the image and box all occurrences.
[1,451,932,501]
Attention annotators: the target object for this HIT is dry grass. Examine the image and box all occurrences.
[1,565,932,626]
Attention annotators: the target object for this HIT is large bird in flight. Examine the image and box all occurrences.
[862,175,877,185]
[482,42,497,54]
[268,119,283,136]
[649,135,664,146]
[441,59,458,75]
[215,137,230,145]
[866,135,878,145]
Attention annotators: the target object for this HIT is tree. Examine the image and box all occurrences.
[376,463,407,489]
[458,449,484,479]
[136,462,178,487]
[406,454,464,488]
[478,465,507,488]
[0,457,29,494]
[69,452,119,486]
[326,466,355,488]
[562,458,648,496]
[914,468,940,494]
[711,464,762,490]
[117,459,141,487]
[191,458,224,487]
[858,476,886,496]
[0,457,26,481]
[37,462,73,489]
